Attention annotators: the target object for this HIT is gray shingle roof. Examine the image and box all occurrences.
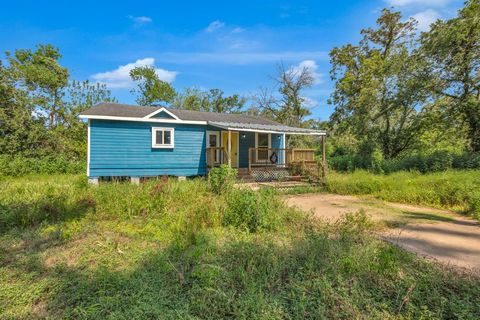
[79,102,326,135]
[80,102,280,125]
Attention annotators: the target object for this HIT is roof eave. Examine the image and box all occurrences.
[78,114,208,125]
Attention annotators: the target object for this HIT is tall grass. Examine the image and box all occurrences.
[326,170,480,219]
[0,175,479,318]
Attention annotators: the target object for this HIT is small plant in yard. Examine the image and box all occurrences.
[223,188,287,233]
[208,164,237,194]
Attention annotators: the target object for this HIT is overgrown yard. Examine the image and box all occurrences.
[323,170,480,220]
[1,175,479,319]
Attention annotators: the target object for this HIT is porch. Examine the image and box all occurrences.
[205,128,327,183]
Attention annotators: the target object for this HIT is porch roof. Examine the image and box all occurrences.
[208,121,326,135]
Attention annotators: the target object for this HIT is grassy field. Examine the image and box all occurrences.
[323,170,480,220]
[1,175,479,319]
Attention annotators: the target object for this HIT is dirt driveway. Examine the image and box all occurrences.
[284,193,480,270]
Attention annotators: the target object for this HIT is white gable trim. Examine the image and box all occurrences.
[143,107,180,120]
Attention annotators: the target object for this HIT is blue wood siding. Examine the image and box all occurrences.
[238,131,255,168]
[151,111,176,119]
[89,120,206,177]
[271,133,285,164]
[238,132,284,168]
[271,133,283,149]
[88,120,287,176]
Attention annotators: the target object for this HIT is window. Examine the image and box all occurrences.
[207,131,220,164]
[256,133,270,161]
[257,133,269,148]
[152,127,174,148]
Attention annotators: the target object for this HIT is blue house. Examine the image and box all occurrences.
[80,103,326,183]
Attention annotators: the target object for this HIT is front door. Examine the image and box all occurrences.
[221,131,239,167]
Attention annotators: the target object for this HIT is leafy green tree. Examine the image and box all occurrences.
[207,89,246,113]
[0,61,47,156]
[6,44,69,128]
[172,87,246,113]
[1,44,116,160]
[130,66,176,106]
[59,80,116,157]
[329,9,428,159]
[419,0,480,151]
[171,87,209,111]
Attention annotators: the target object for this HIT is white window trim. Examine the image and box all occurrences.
[152,127,175,148]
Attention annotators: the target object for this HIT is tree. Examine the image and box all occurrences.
[171,87,209,111]
[419,0,480,151]
[274,64,315,127]
[250,64,315,128]
[6,44,69,128]
[248,87,279,120]
[207,89,246,113]
[172,87,246,113]
[0,60,47,156]
[130,66,176,106]
[329,9,428,159]
[0,44,116,159]
[59,80,116,157]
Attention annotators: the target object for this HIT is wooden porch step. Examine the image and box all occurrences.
[236,168,255,182]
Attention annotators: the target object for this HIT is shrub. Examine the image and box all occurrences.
[0,155,85,176]
[331,151,480,174]
[223,188,284,233]
[208,165,237,194]
[452,152,480,169]
[329,155,356,172]
[370,148,384,174]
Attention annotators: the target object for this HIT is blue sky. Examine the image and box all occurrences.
[0,0,464,121]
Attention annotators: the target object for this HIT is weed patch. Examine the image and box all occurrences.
[325,170,480,219]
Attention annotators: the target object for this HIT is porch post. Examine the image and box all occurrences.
[248,147,252,174]
[228,130,232,167]
[321,135,327,181]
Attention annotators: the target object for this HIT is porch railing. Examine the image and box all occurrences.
[206,147,229,169]
[248,147,317,172]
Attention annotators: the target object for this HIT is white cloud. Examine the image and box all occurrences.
[205,20,225,32]
[91,58,177,89]
[231,27,245,33]
[386,0,451,7]
[128,15,153,25]
[301,96,318,108]
[289,60,323,84]
[411,9,440,31]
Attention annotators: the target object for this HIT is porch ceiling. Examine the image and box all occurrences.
[207,121,326,135]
